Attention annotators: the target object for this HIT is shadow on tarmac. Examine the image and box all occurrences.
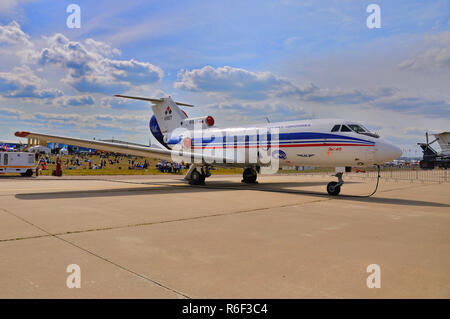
[14,180,449,208]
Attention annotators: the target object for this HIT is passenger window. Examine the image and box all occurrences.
[340,125,351,132]
[331,125,340,132]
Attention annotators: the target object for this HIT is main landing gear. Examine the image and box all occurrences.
[327,172,344,196]
[188,165,211,185]
[242,167,258,184]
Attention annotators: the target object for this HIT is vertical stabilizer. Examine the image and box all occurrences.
[150,97,188,135]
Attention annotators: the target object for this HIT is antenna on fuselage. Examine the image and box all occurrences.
[265,117,270,123]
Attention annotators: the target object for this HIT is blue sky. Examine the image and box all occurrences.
[0,0,449,156]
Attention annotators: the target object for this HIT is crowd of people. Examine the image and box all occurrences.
[156,160,186,173]
[128,158,149,170]
[62,153,125,170]
[33,152,187,174]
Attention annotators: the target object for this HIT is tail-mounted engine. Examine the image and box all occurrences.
[181,116,214,130]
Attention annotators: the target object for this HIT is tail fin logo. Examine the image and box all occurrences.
[164,105,173,121]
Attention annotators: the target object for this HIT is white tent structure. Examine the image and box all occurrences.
[58,148,69,155]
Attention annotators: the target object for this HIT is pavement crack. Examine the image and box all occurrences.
[0,197,329,244]
[0,207,191,299]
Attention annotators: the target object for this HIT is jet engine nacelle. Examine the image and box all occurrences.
[181,116,214,129]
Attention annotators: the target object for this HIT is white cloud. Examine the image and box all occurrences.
[0,106,147,132]
[174,65,391,104]
[0,20,32,46]
[175,65,305,100]
[399,31,450,71]
[0,65,62,99]
[0,22,164,95]
[37,33,164,94]
[55,95,95,107]
[370,93,450,117]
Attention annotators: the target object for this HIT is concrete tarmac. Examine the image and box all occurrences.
[0,174,449,298]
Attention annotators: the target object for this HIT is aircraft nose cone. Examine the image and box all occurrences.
[375,141,402,163]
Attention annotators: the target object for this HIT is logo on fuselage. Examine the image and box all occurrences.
[272,149,287,160]
[183,137,192,150]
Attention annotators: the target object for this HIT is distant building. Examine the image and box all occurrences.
[0,140,26,151]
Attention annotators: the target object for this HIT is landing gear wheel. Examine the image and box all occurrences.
[242,167,258,184]
[189,169,205,185]
[327,181,341,196]
[21,169,33,177]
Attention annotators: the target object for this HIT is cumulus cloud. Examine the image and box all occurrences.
[174,65,450,120]
[56,95,95,107]
[399,31,450,71]
[37,33,163,94]
[371,94,450,117]
[174,65,298,100]
[0,20,32,46]
[203,101,312,124]
[0,105,147,132]
[174,65,393,104]
[0,65,62,99]
[101,96,149,110]
[0,21,166,103]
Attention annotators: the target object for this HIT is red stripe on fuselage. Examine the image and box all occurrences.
[191,143,375,149]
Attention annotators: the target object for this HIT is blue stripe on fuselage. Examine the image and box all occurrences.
[167,132,375,145]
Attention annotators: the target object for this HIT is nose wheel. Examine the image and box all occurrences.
[327,172,344,195]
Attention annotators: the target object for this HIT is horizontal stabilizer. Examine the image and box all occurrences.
[114,95,194,107]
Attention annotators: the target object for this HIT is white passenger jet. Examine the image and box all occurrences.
[15,95,401,195]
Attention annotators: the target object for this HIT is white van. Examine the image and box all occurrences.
[0,152,35,176]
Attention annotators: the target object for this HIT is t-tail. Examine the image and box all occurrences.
[114,95,215,149]
[114,95,192,148]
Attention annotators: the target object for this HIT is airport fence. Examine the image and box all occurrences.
[285,167,449,183]
[348,167,449,183]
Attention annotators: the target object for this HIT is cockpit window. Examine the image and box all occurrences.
[347,123,379,138]
[331,125,340,132]
[348,124,367,133]
[333,123,379,138]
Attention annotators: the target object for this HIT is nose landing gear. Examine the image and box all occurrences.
[327,172,344,195]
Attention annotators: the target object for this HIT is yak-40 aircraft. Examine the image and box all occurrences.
[15,95,402,195]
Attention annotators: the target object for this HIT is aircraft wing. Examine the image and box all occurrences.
[14,131,238,166]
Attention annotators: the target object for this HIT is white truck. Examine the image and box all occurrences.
[0,152,35,176]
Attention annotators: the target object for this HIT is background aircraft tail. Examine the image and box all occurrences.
[434,132,450,154]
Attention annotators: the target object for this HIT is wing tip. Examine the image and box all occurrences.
[15,131,30,138]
